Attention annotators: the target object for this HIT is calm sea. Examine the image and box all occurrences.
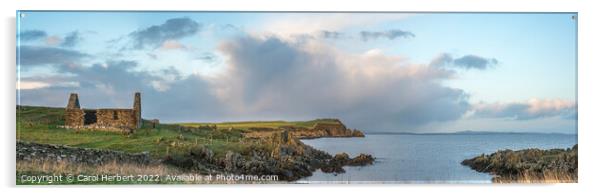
[299,133,577,183]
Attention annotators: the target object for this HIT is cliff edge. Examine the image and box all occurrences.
[242,119,365,139]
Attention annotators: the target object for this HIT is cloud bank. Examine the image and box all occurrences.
[213,35,468,130]
[19,45,90,67]
[472,99,576,120]
[18,33,473,131]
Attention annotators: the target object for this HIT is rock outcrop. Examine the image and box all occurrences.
[164,130,374,181]
[462,145,578,183]
[242,119,366,139]
[288,120,366,139]
[348,153,375,166]
[320,152,375,173]
[312,122,348,135]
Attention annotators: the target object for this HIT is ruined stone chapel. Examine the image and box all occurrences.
[64,92,142,131]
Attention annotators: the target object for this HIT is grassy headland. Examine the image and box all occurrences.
[16,105,372,184]
[179,119,341,130]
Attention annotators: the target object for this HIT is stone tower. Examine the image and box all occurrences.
[133,92,141,128]
[65,93,84,127]
[66,93,80,109]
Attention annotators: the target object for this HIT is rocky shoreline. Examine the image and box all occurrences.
[165,130,374,181]
[17,130,374,182]
[461,145,577,183]
[17,105,374,183]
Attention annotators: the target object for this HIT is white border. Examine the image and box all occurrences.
[3,0,601,196]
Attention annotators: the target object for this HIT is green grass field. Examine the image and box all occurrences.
[16,105,333,159]
[17,106,261,159]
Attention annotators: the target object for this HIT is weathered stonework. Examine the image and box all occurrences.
[63,92,142,132]
[95,109,137,128]
[65,111,84,127]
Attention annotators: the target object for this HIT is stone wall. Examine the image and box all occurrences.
[63,108,138,132]
[64,109,84,127]
[17,141,153,166]
[96,109,137,129]
[133,92,141,128]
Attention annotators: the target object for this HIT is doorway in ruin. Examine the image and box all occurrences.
[83,110,97,125]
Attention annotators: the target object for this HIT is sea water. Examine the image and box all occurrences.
[299,133,577,183]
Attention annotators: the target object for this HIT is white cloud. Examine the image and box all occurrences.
[213,34,466,130]
[17,80,79,90]
[150,80,170,92]
[472,98,576,120]
[526,98,575,114]
[18,81,50,90]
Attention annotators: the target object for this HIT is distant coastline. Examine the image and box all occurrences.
[364,130,577,136]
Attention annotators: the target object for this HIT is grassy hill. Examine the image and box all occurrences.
[16,105,343,159]
[178,119,341,130]
[17,105,287,159]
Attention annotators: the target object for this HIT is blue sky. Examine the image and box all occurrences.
[16,12,577,133]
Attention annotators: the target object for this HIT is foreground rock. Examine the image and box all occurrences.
[348,153,375,166]
[18,132,373,182]
[165,130,374,181]
[461,145,578,183]
[320,153,375,173]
